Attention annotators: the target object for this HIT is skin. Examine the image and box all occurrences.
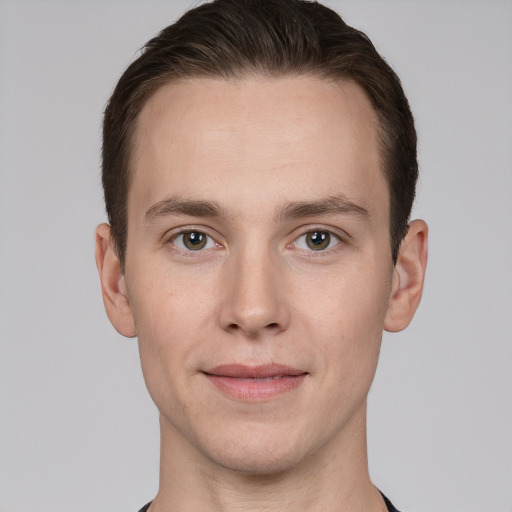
[96,76,427,511]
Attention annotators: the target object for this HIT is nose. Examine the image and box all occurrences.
[218,246,290,338]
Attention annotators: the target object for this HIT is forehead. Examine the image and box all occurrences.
[129,76,387,221]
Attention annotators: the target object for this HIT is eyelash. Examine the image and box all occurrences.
[166,226,346,256]
[290,230,342,253]
[168,229,221,254]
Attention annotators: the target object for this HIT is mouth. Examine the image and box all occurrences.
[203,364,309,401]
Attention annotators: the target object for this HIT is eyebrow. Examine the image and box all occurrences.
[143,193,369,224]
[274,194,369,222]
[144,196,224,221]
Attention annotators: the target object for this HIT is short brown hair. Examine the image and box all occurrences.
[102,0,418,267]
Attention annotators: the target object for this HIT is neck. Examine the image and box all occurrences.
[149,405,387,512]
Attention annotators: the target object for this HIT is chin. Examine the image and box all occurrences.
[200,426,314,476]
[212,448,306,476]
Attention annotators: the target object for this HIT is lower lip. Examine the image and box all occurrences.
[205,374,307,401]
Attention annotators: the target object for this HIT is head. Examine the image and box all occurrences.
[96,0,427,478]
[102,0,418,270]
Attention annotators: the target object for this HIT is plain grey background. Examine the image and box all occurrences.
[1,1,511,511]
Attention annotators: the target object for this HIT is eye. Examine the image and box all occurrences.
[172,230,217,251]
[293,230,341,251]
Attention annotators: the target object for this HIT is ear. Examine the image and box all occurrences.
[95,223,136,338]
[384,219,428,332]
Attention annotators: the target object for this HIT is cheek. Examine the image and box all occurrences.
[301,264,392,380]
[128,254,215,339]
[125,261,215,403]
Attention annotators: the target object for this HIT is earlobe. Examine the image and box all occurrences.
[95,223,137,338]
[384,219,428,332]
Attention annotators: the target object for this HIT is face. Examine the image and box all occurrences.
[109,77,405,474]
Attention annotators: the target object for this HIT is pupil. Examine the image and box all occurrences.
[188,232,202,244]
[307,231,329,250]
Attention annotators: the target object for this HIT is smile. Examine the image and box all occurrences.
[203,364,309,401]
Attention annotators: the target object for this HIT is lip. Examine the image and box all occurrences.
[204,364,308,401]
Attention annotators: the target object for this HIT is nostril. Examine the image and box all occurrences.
[225,322,280,335]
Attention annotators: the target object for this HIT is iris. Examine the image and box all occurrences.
[183,231,207,250]
[306,231,330,250]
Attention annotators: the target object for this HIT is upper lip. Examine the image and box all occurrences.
[204,364,307,378]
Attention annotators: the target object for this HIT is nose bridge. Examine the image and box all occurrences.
[219,238,288,337]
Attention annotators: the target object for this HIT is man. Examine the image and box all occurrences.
[95,0,428,510]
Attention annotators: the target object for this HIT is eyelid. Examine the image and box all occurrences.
[164,226,224,252]
[162,224,349,254]
[287,225,349,253]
